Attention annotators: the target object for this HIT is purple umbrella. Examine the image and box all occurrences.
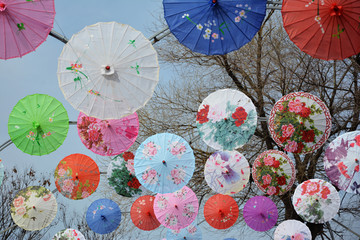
[243,196,278,232]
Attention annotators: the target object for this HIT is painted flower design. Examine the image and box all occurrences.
[156,196,169,210]
[169,141,187,159]
[208,105,226,122]
[183,204,196,218]
[16,207,26,216]
[61,179,75,193]
[142,141,159,157]
[169,168,186,185]
[125,159,135,174]
[13,196,25,208]
[142,168,158,185]
[196,24,203,30]
[164,213,178,226]
[232,107,248,127]
[197,105,209,124]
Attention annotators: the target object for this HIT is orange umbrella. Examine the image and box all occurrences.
[131,195,160,231]
[204,194,239,229]
[54,153,100,200]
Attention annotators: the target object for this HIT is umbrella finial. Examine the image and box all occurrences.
[174,204,178,209]
[105,65,111,71]
[100,215,106,221]
[330,3,343,16]
[0,3,6,11]
[32,121,40,129]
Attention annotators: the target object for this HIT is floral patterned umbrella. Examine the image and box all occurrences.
[0,0,55,60]
[11,186,57,231]
[204,194,239,229]
[77,112,138,156]
[55,153,100,200]
[166,223,202,240]
[252,150,296,195]
[204,151,250,195]
[268,92,331,154]
[107,152,143,197]
[243,196,278,232]
[292,179,340,223]
[58,22,159,120]
[134,133,195,194]
[324,131,360,194]
[0,158,4,186]
[196,89,257,151]
[273,220,312,240]
[130,195,160,231]
[8,94,69,156]
[52,228,86,240]
[154,186,199,230]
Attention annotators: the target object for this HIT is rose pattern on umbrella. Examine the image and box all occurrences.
[268,92,331,154]
[52,228,85,240]
[156,196,169,210]
[252,150,296,195]
[182,204,196,219]
[142,168,159,185]
[169,141,187,159]
[142,141,160,159]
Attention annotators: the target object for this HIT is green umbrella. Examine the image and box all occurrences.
[8,94,69,156]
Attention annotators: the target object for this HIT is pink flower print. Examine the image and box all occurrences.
[125,126,138,139]
[239,10,246,17]
[157,196,169,210]
[170,168,186,185]
[100,205,105,210]
[115,126,125,135]
[87,125,101,143]
[183,204,195,218]
[61,179,75,193]
[16,206,26,216]
[294,198,302,207]
[170,142,186,159]
[26,191,32,196]
[284,140,298,152]
[235,16,241,22]
[288,99,304,113]
[262,174,272,185]
[143,141,159,157]
[42,194,52,202]
[278,104,284,111]
[57,168,66,177]
[126,159,135,174]
[355,135,360,146]
[81,191,90,199]
[164,213,178,226]
[212,33,219,39]
[293,233,305,240]
[29,131,35,136]
[142,169,158,185]
[188,225,197,234]
[281,124,295,138]
[207,105,226,122]
[13,196,25,208]
[174,187,188,199]
[263,155,274,166]
[267,186,277,195]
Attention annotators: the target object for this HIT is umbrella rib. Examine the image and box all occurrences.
[163,2,209,19]
[8,8,53,33]
[4,14,23,57]
[109,24,130,63]
[115,49,158,66]
[112,40,153,64]
[9,6,54,14]
[338,14,360,58]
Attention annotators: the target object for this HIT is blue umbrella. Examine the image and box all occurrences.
[86,198,121,234]
[167,223,202,240]
[134,133,195,193]
[163,0,267,55]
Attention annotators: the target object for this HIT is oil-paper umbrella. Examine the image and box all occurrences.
[0,158,4,186]
[8,94,69,156]
[52,229,86,240]
[268,92,331,154]
[55,153,100,200]
[293,179,340,224]
[243,196,278,232]
[154,186,199,230]
[282,0,360,60]
[58,21,159,120]
[77,112,139,156]
[130,195,160,231]
[107,152,143,197]
[324,131,360,194]
[86,198,122,234]
[204,194,239,229]
[252,150,296,196]
[163,0,267,55]
[166,223,202,240]
[273,219,312,240]
[204,151,250,195]
[134,133,195,194]
[0,0,55,60]
[11,186,57,231]
[196,89,257,151]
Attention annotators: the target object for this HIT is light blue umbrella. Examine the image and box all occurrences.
[167,223,202,240]
[0,159,4,186]
[86,198,121,234]
[134,133,195,193]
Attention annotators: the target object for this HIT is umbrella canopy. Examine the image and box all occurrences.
[163,0,267,55]
[58,22,159,119]
[268,92,331,154]
[324,131,360,194]
[130,195,160,231]
[86,198,122,234]
[55,153,100,200]
[204,151,250,195]
[134,133,195,194]
[107,152,143,197]
[77,112,139,156]
[166,223,202,240]
[282,0,360,60]
[273,219,312,240]
[252,150,296,195]
[10,186,57,231]
[0,0,55,60]
[52,228,86,240]
[154,186,199,230]
[243,196,278,232]
[8,94,69,156]
[196,89,257,151]
[292,179,340,223]
[0,158,4,186]
[204,194,239,229]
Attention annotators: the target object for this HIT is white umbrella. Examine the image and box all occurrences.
[274,220,312,240]
[58,22,159,119]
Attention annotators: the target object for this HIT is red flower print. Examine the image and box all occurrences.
[299,107,311,118]
[272,160,280,168]
[277,176,287,186]
[301,181,320,196]
[288,99,303,113]
[355,135,360,146]
[197,105,210,124]
[320,186,331,199]
[262,184,270,189]
[125,126,138,139]
[279,136,288,143]
[337,162,351,179]
[123,152,135,161]
[302,130,315,143]
[131,177,141,189]
[294,142,304,154]
[232,107,248,127]
[295,198,302,207]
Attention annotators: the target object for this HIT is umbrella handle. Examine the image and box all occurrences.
[101,215,106,221]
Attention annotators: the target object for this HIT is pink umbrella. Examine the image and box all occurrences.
[243,196,278,232]
[0,0,55,60]
[154,186,199,230]
[77,112,139,156]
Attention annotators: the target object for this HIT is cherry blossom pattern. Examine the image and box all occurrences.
[167,223,202,239]
[52,229,86,240]
[273,219,312,240]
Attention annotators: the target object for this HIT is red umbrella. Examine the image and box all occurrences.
[282,0,360,60]
[204,194,239,229]
[131,195,160,231]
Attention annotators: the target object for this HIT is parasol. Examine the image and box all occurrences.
[130,195,160,231]
[273,219,312,240]
[52,228,86,240]
[58,22,159,119]
[166,223,202,240]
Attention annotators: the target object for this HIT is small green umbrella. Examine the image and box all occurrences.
[8,94,69,156]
